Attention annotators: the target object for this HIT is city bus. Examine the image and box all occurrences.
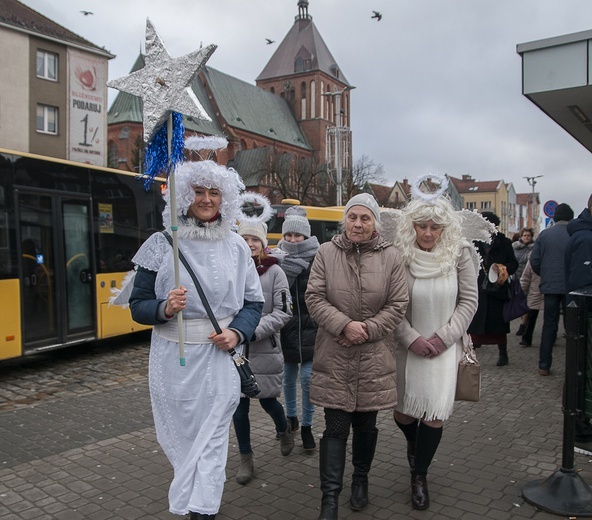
[256,199,344,246]
[0,149,345,362]
[0,148,164,362]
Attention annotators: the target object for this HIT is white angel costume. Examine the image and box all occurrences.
[119,137,269,517]
[133,230,262,515]
[380,176,493,421]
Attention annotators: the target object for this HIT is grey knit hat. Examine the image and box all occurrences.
[238,221,268,248]
[282,206,311,238]
[345,193,381,223]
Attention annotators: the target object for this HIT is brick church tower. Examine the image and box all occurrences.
[256,0,353,171]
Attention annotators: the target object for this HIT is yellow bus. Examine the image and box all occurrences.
[0,147,164,362]
[262,199,344,245]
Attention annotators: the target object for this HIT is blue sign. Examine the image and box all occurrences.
[543,200,558,217]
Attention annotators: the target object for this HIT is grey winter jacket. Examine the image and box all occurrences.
[247,263,292,399]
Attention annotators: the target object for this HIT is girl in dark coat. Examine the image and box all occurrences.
[277,206,320,451]
[468,212,518,366]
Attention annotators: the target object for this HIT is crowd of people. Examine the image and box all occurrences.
[116,143,591,519]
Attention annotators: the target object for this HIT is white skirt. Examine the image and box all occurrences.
[149,329,241,516]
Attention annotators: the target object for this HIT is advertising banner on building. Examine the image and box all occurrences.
[68,50,107,165]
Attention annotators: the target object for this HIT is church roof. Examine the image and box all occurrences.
[256,14,350,86]
[108,53,309,149]
[202,67,311,149]
[0,0,113,57]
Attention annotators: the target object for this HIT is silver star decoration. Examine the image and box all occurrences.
[107,18,216,142]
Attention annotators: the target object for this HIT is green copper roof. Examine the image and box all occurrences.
[203,66,310,150]
[108,56,309,149]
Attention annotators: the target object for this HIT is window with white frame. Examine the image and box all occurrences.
[466,201,477,210]
[481,200,491,209]
[36,50,58,81]
[36,104,58,134]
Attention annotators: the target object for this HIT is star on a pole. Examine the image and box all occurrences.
[107,18,216,142]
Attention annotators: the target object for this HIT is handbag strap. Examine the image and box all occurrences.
[162,232,238,357]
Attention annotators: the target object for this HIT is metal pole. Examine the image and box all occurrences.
[524,175,542,230]
[522,298,592,516]
[335,91,342,206]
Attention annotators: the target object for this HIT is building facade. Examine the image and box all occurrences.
[107,1,351,205]
[0,0,113,165]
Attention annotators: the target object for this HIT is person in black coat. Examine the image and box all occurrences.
[468,212,518,366]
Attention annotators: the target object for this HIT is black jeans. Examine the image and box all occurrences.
[522,308,539,345]
[233,397,287,454]
[539,294,566,370]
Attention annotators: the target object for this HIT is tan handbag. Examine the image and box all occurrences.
[455,334,481,402]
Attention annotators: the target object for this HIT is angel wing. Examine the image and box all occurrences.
[379,208,402,243]
[456,209,496,244]
[109,269,137,308]
[456,209,496,273]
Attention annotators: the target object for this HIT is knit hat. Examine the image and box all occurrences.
[344,193,381,223]
[481,211,500,227]
[238,221,268,248]
[553,203,574,222]
[282,206,311,238]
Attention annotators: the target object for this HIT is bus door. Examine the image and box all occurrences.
[16,189,95,351]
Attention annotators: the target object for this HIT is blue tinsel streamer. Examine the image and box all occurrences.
[141,112,185,190]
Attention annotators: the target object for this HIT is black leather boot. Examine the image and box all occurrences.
[395,418,419,472]
[496,344,509,366]
[318,437,347,520]
[411,423,443,510]
[411,473,429,510]
[350,428,378,511]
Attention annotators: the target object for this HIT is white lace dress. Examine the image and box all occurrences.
[133,231,263,516]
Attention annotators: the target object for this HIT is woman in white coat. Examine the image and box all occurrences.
[392,193,478,511]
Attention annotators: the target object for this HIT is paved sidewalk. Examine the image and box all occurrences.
[0,325,591,519]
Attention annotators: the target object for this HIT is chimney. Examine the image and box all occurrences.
[462,174,473,181]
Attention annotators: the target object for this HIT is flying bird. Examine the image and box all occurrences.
[265,38,275,45]
[80,10,93,16]
[371,11,382,21]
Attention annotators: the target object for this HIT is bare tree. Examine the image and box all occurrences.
[266,153,333,205]
[342,154,386,201]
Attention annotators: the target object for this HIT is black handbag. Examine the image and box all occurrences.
[502,276,529,322]
[162,232,260,397]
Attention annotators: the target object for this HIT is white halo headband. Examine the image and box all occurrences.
[410,174,449,202]
[238,192,274,225]
[185,135,228,152]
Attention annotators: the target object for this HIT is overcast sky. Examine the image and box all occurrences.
[23,0,592,218]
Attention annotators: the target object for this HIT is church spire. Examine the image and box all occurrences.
[297,0,310,20]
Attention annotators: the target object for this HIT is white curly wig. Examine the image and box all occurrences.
[162,159,245,238]
[394,197,463,271]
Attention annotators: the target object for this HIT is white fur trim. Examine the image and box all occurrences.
[238,193,274,225]
[185,135,228,151]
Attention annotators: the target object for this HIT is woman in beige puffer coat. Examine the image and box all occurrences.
[305,194,409,520]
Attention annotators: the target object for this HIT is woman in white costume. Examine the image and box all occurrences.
[391,180,478,511]
[128,138,265,519]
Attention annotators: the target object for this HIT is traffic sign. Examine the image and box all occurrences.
[543,200,558,218]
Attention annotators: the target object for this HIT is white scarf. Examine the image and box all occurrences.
[403,248,458,421]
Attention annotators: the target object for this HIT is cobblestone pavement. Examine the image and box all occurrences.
[0,323,591,519]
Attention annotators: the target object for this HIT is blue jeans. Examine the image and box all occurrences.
[233,397,288,454]
[283,360,314,427]
[539,293,566,371]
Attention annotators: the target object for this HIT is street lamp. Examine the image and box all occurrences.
[324,87,351,206]
[524,175,543,230]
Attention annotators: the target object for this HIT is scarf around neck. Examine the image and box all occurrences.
[278,236,320,287]
[254,255,278,276]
